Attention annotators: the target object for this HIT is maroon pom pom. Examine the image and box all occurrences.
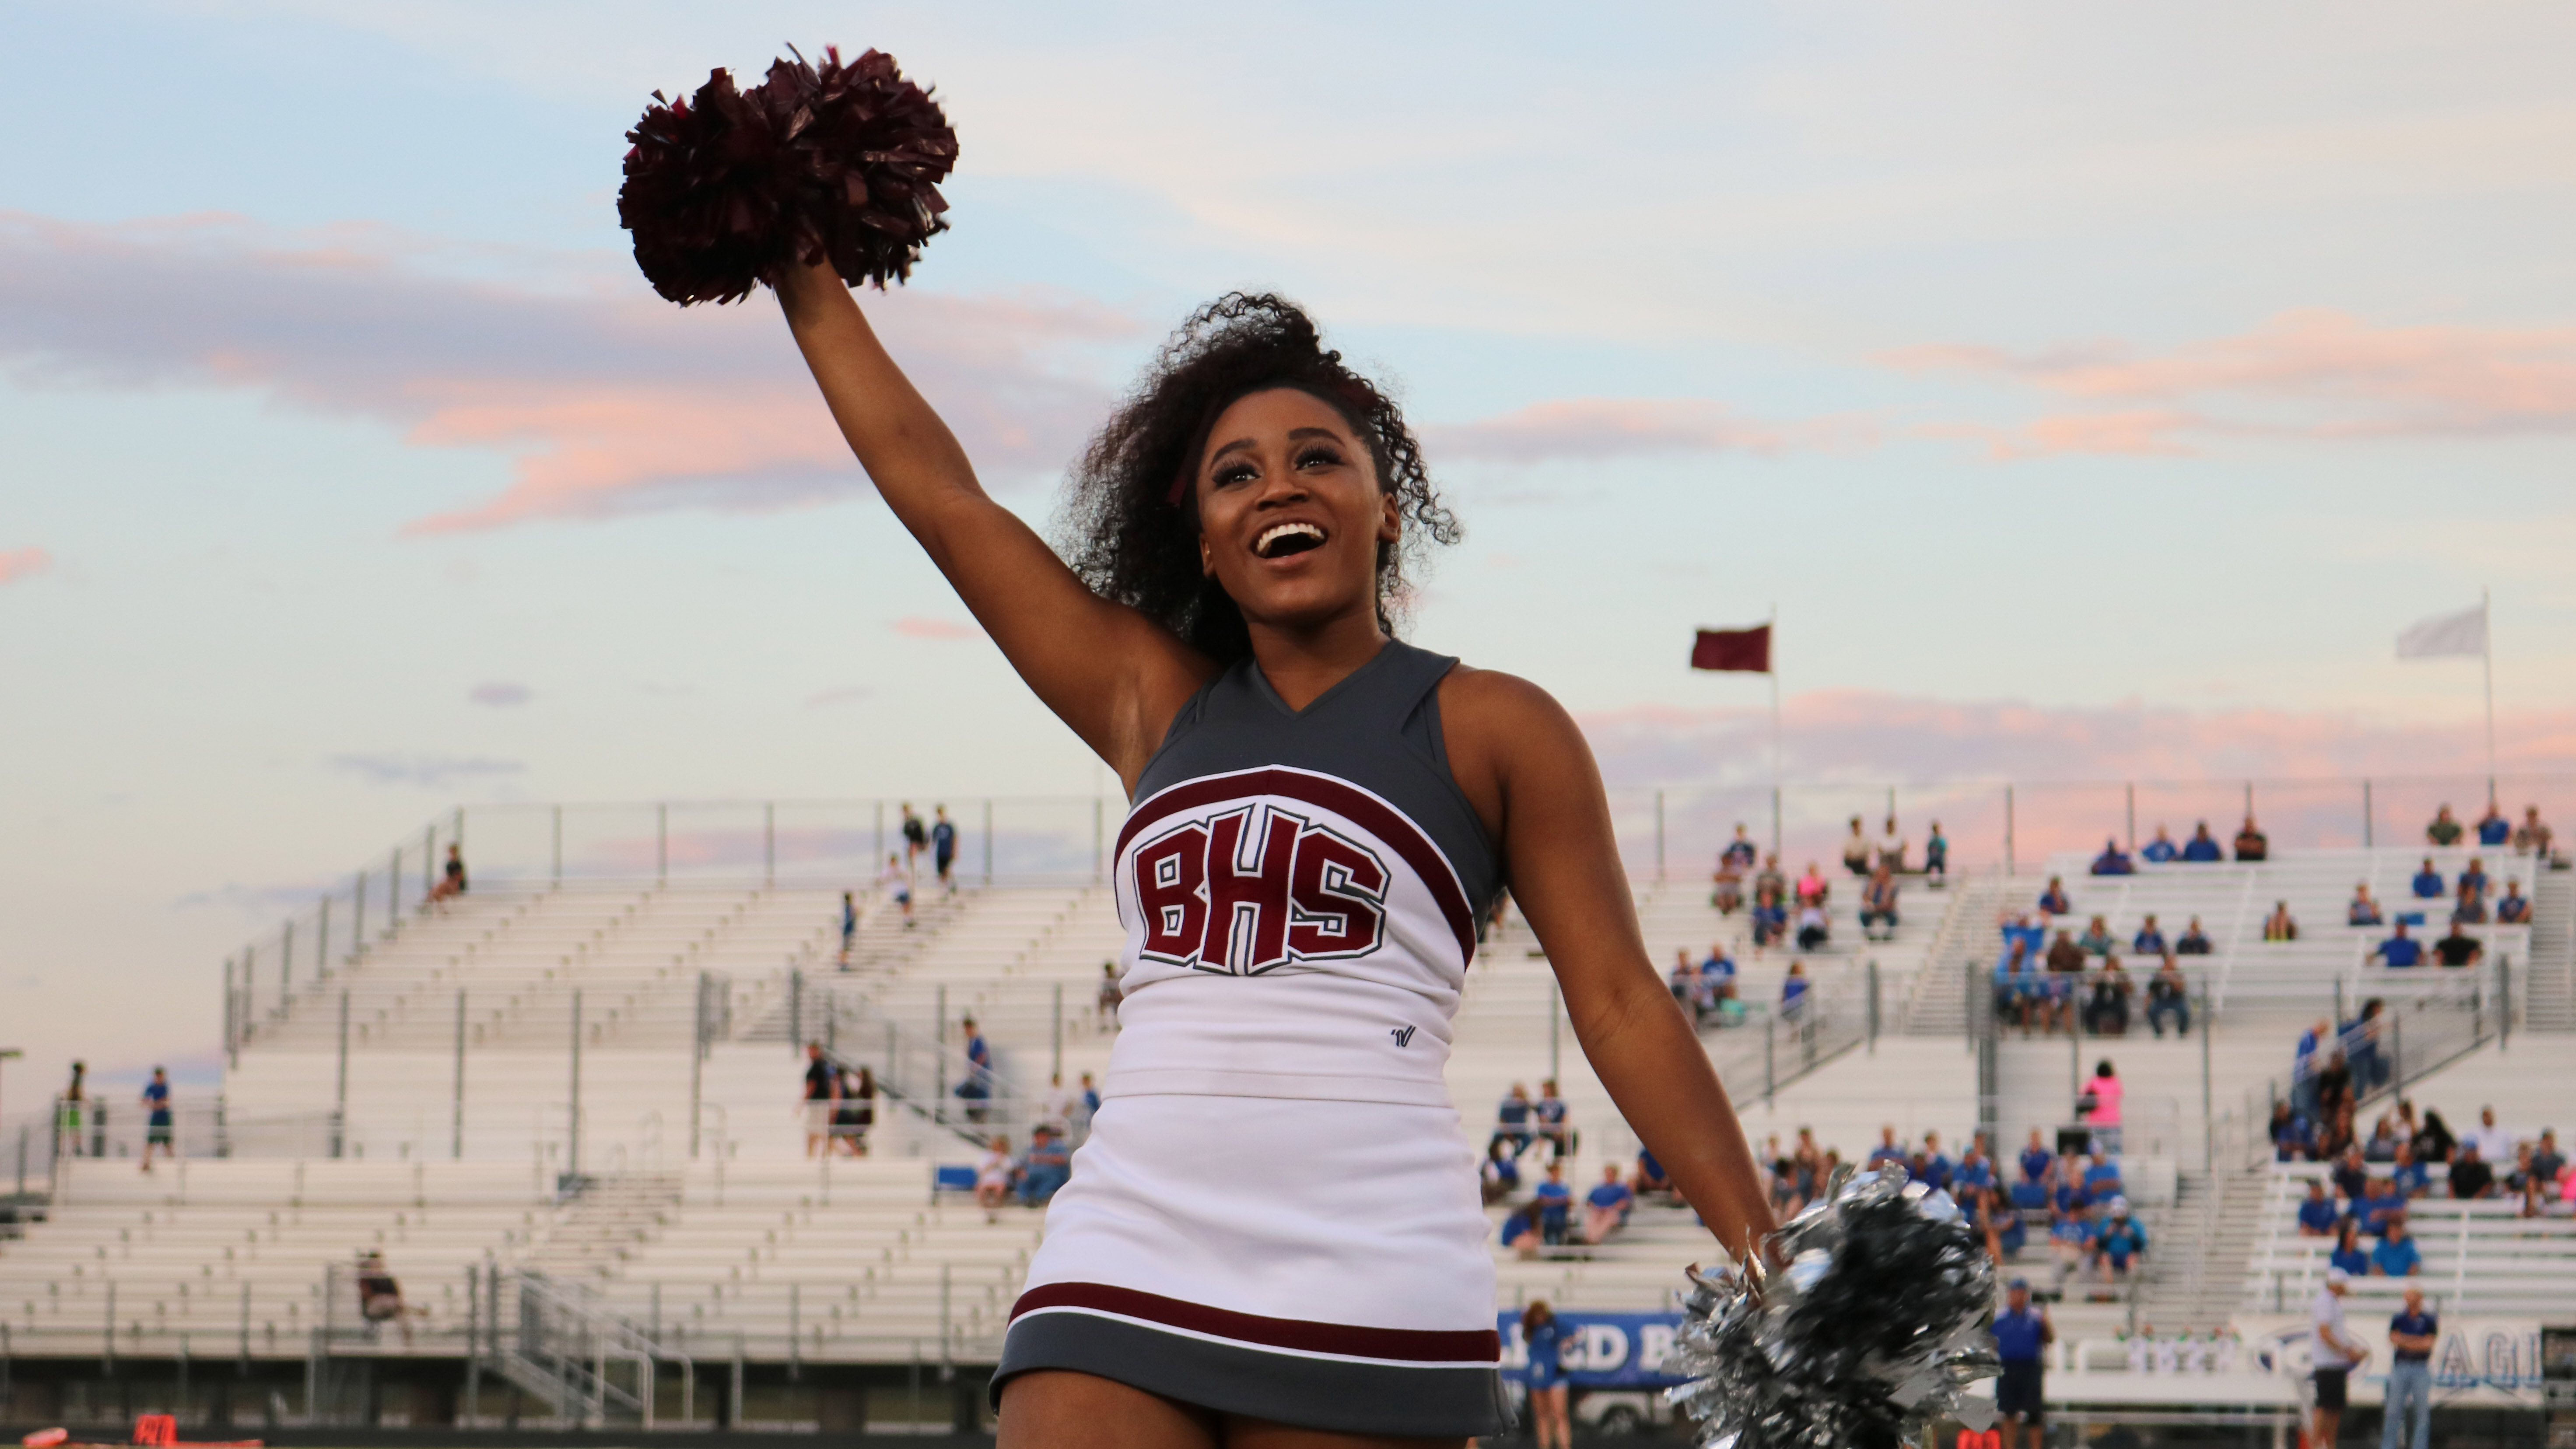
[619,46,959,306]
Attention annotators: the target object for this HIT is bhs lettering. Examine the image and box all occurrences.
[1132,805,1390,973]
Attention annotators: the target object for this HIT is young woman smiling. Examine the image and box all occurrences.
[775,268,1773,1449]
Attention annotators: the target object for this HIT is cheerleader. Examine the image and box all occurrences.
[775,267,1773,1447]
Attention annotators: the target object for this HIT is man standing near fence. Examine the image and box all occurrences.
[139,1067,175,1172]
[2383,1285,2436,1449]
[2310,1267,2369,1449]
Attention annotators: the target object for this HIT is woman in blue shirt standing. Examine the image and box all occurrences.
[1521,1301,1569,1449]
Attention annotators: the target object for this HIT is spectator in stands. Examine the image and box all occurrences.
[2532,1129,2565,1189]
[838,890,859,966]
[1521,1302,1572,1449]
[802,1043,838,1158]
[1918,1129,1955,1191]
[2262,900,2298,942]
[2297,1179,2341,1236]
[880,851,914,927]
[2497,878,2530,924]
[974,1135,1017,1219]
[1754,851,1787,902]
[2174,821,2219,862]
[140,1067,174,1173]
[2385,1286,2438,1449]
[2317,1048,2355,1124]
[2042,931,2084,1034]
[2047,1201,2098,1291]
[2390,1141,2431,1198]
[2089,838,2134,876]
[1859,864,1900,941]
[2037,876,2071,916]
[2451,881,2489,926]
[1493,1082,1533,1158]
[1712,826,1753,913]
[931,805,959,892]
[901,802,928,867]
[1839,816,1873,877]
[1631,1145,1675,1203]
[2175,916,2212,955]
[2084,957,2133,1036]
[1994,938,2037,1036]
[2373,1215,2422,1277]
[2329,1220,2372,1278]
[1669,949,1700,1018]
[1795,860,1830,907]
[1924,821,1949,881]
[1780,960,1812,1017]
[1096,961,1122,1030]
[2076,915,2115,955]
[1700,942,1738,1005]
[1868,1124,1907,1169]
[2425,805,2463,847]
[2291,1018,2331,1117]
[1954,1135,1991,1196]
[2433,920,2484,968]
[2512,805,2553,859]
[2373,921,2423,968]
[354,1250,420,1345]
[2459,854,2490,901]
[2318,1101,2359,1163]
[835,1067,875,1155]
[2358,1175,2408,1236]
[423,843,468,911]
[2504,1142,2541,1213]
[1877,815,1907,874]
[1722,825,1759,873]
[2448,1139,2496,1200]
[2131,914,2168,955]
[1750,881,1788,949]
[2139,825,2179,863]
[2234,815,2270,861]
[2334,1143,2372,1202]
[2411,858,2445,900]
[1582,1164,1635,1243]
[2364,1115,2403,1163]
[1498,1205,1540,1259]
[2475,800,2511,848]
[1991,1278,2052,1449]
[2093,1199,2146,1284]
[2082,1062,2125,1153]
[1480,1139,1523,1204]
[956,1015,993,1123]
[1794,898,1831,951]
[2348,884,2383,928]
[1535,1079,1571,1159]
[2144,955,2190,1037]
[1019,1124,1071,1206]
[2015,1129,2050,1187]
[1533,1162,1574,1245]
[2415,1109,2458,1165]
[2348,1000,2390,1094]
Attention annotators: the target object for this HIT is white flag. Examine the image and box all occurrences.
[2396,604,2486,659]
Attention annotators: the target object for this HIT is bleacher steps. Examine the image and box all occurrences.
[2527,869,2573,1031]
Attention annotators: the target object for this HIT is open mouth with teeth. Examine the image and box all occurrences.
[1255,522,1328,559]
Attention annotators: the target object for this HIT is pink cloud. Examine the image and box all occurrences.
[0,546,49,586]
[0,212,1137,532]
[1886,311,2576,457]
[891,616,981,640]
[1422,399,1869,463]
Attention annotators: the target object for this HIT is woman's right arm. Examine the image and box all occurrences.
[774,261,1209,785]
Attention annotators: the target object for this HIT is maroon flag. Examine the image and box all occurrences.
[1691,625,1771,673]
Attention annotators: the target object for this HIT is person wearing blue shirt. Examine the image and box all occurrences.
[2498,880,2531,924]
[1582,1165,1635,1243]
[2389,1143,2430,1198]
[2411,858,2445,899]
[2082,1150,2123,1198]
[2372,1216,2422,1277]
[141,1068,176,1171]
[1534,1079,1571,1159]
[1493,1082,1534,1158]
[1956,1144,1995,1192]
[2359,1178,2408,1235]
[2375,923,2423,968]
[2037,876,2072,915]
[1995,940,2037,1031]
[2475,803,2511,847]
[1867,1125,1910,1169]
[2385,1287,2438,1449]
[838,890,859,965]
[956,1016,994,1123]
[1533,1162,1574,1245]
[1519,1302,1570,1448]
[2089,839,2134,876]
[929,806,959,890]
[1480,1140,1523,1202]
[1018,1124,1072,1206]
[1916,1132,1955,1192]
[1991,1279,2052,1449]
[2020,1131,2054,1186]
[2139,825,2179,863]
[2180,822,2224,862]
[2297,1179,2341,1236]
[2093,1200,2146,1279]
[1992,1194,2027,1259]
[2329,1220,2372,1278]
[1780,962,1810,1016]
[2049,1208,2098,1288]
[2053,1174,2093,1219]
[2131,914,2168,955]
[2348,885,2384,927]
[1498,1206,1539,1258]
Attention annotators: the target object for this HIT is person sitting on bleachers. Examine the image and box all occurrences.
[2506,1144,2549,1217]
[2447,1139,2496,1200]
[2048,1202,2098,1290]
[1795,860,1830,907]
[1631,1145,1675,1203]
[2174,916,2212,954]
[2040,931,2084,1033]
[2497,878,2530,924]
[2390,1140,2432,1198]
[1867,1124,1908,1170]
[2081,1146,2124,1199]
[2372,1215,2422,1277]
[2020,1128,2053,1186]
[2092,1199,2146,1285]
[1668,950,1701,1017]
[2181,821,2224,862]
[1499,1204,1542,1259]
[2324,1218,2370,1279]
[1795,900,1830,950]
[1859,864,1900,941]
[355,1250,420,1345]
[1582,1164,1635,1244]
[2145,954,2190,1036]
[2533,1130,2566,1189]
[1699,942,1738,1004]
[1780,961,1812,1017]
[2373,921,2423,967]
[2414,1108,2458,1165]
[2139,824,2179,863]
[2476,800,2511,846]
[2233,815,2269,861]
[2262,900,2298,941]
[2460,854,2490,900]
[1916,1130,1955,1191]
[1953,1136,1991,1196]
[2358,1175,2408,1236]
[1019,1124,1072,1207]
[1876,815,1907,873]
[1712,825,1756,912]
[2077,915,2115,955]
[2452,884,2486,927]
[1533,1162,1574,1245]
[1749,882,1788,949]
[2130,914,2168,955]
[974,1135,1018,1218]
[2513,805,2554,858]
[2333,1143,2372,1201]
[2426,805,2464,847]
[1492,1082,1534,1158]
[2433,920,2484,968]
[1754,851,1787,901]
[2363,1114,2403,1163]
[2037,876,2072,916]
[2347,885,2383,927]
[2082,958,2132,1036]
[2297,1179,2341,1236]
[1480,1138,1523,1204]
[2089,839,2134,876]
[2411,858,2445,899]
[1842,816,1874,877]
[1534,1078,1572,1159]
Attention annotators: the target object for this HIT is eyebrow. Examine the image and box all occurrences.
[1206,427,1348,468]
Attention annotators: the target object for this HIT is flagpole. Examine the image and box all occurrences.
[2482,586,2496,806]
[1768,602,1781,859]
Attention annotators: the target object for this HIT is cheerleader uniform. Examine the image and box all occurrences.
[995,640,1508,1436]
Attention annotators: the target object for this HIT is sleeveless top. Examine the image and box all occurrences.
[1104,640,1501,1109]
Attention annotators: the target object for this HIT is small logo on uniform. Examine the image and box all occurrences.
[1389,1025,1417,1048]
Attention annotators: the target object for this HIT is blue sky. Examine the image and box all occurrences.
[4,0,2573,1086]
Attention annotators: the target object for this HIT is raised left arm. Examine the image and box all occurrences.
[1444,669,1776,1263]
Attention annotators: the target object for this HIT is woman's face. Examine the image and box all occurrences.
[1193,387,1398,634]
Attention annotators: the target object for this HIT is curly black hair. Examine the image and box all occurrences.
[1054,293,1461,662]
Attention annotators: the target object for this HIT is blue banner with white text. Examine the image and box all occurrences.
[1497,1311,1690,1389]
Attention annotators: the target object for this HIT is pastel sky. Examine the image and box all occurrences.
[6,0,2575,1088]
